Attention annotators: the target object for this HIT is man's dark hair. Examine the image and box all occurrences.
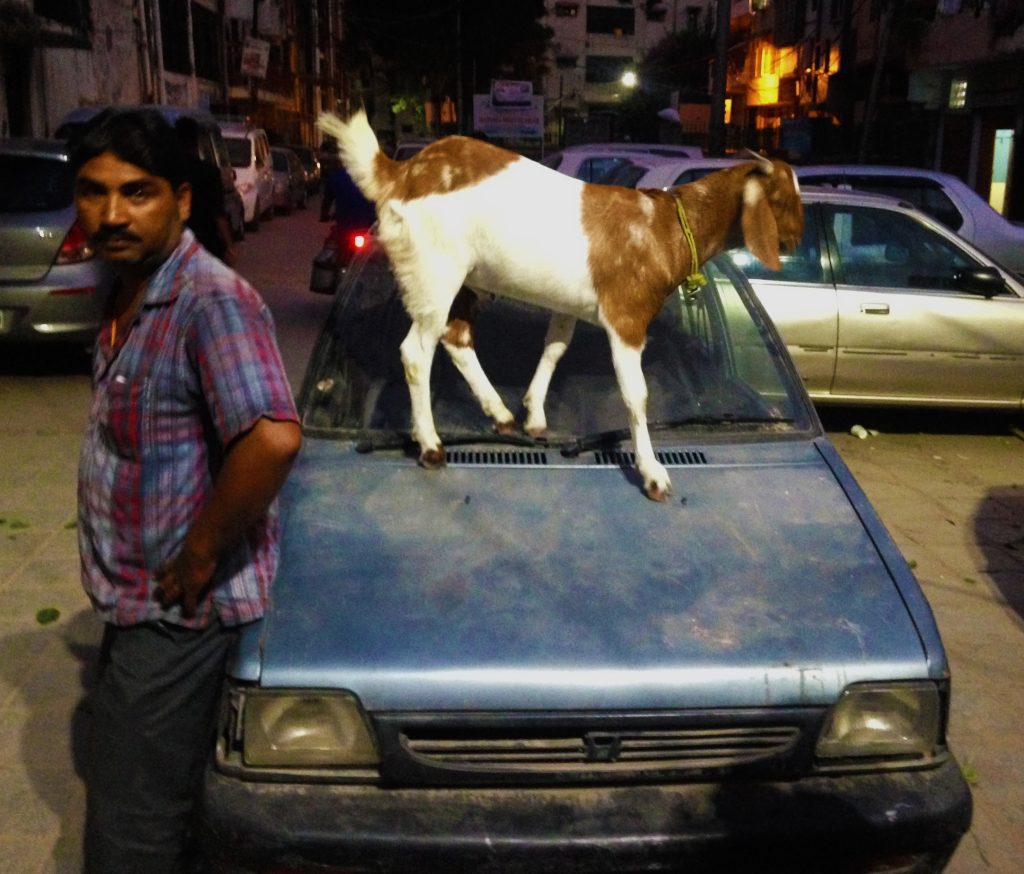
[69,108,187,188]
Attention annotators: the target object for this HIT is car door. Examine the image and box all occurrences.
[741,204,839,397]
[823,203,1024,405]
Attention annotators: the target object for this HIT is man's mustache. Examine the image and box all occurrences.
[91,227,142,246]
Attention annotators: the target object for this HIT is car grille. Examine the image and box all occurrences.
[373,713,817,786]
[403,725,799,772]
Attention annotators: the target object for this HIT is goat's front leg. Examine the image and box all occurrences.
[523,313,575,437]
[441,290,516,434]
[400,319,447,468]
[606,330,671,502]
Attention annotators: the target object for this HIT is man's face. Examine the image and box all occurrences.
[74,151,191,271]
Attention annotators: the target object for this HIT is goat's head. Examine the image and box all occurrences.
[737,153,804,271]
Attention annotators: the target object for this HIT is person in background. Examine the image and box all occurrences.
[175,116,236,266]
[71,108,301,873]
[319,161,377,230]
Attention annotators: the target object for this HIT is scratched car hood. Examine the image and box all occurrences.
[247,438,933,711]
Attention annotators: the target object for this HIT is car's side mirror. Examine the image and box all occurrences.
[954,267,1006,298]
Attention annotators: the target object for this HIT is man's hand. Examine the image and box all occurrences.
[154,548,218,618]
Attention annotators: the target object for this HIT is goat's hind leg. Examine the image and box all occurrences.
[523,313,575,437]
[606,329,672,502]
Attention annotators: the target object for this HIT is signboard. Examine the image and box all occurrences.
[473,94,544,139]
[240,37,270,79]
[491,79,533,107]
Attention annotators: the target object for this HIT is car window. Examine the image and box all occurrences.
[0,155,73,212]
[672,168,717,185]
[272,151,288,171]
[577,156,625,182]
[225,137,251,168]
[730,205,825,285]
[824,205,978,291]
[301,257,806,437]
[600,161,649,187]
[801,173,964,231]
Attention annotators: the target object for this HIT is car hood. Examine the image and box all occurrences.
[0,206,77,282]
[247,438,933,711]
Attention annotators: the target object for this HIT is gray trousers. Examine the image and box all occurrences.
[84,619,237,874]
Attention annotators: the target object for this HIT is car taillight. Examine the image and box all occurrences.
[55,220,93,265]
[349,231,370,252]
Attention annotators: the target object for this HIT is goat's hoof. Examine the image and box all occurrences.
[419,447,446,469]
[644,480,672,502]
[524,421,547,438]
[494,419,518,436]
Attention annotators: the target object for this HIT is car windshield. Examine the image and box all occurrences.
[0,155,73,212]
[272,151,289,171]
[300,255,811,442]
[225,137,252,168]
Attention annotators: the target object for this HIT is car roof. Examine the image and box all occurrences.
[558,142,702,156]
[795,164,964,185]
[0,138,69,159]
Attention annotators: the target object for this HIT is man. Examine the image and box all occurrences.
[71,108,301,873]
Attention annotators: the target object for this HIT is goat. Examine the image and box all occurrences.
[318,110,803,500]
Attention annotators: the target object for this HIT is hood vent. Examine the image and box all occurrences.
[446,449,549,466]
[594,449,708,467]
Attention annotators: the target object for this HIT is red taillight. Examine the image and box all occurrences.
[49,286,97,296]
[350,232,369,251]
[55,220,93,265]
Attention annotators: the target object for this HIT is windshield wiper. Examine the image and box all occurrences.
[355,430,547,454]
[561,415,794,457]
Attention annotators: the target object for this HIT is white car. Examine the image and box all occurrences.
[631,157,745,188]
[221,121,275,229]
[796,165,1024,276]
[542,142,703,183]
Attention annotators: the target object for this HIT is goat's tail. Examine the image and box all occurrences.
[317,109,391,203]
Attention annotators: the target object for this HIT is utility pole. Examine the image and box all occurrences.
[858,0,898,162]
[709,0,730,156]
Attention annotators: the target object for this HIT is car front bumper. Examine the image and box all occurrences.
[201,757,971,873]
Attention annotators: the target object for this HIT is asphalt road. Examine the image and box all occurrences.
[0,196,1021,872]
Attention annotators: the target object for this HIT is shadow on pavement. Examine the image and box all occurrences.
[1,609,103,871]
[0,343,92,377]
[817,405,1022,437]
[975,486,1024,629]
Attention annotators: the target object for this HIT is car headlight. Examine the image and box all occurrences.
[242,691,379,767]
[816,681,942,761]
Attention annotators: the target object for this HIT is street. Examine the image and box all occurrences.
[1,196,1022,872]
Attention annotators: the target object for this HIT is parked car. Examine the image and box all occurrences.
[795,164,1024,276]
[200,253,971,872]
[595,152,702,187]
[270,147,308,214]
[542,142,704,182]
[220,121,275,229]
[287,144,321,192]
[632,165,1024,409]
[56,104,246,242]
[633,156,745,188]
[0,138,107,345]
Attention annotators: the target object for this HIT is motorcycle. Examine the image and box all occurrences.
[309,222,376,294]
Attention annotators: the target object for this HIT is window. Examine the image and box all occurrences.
[554,2,580,17]
[586,5,635,35]
[948,79,967,110]
[576,156,628,182]
[585,55,632,84]
[824,206,976,291]
[731,206,824,284]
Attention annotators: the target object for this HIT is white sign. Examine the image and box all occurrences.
[473,95,544,139]
[240,37,270,79]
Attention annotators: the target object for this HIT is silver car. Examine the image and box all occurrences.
[796,164,1024,276]
[733,187,1024,409]
[270,147,308,214]
[632,162,1024,409]
[0,138,108,345]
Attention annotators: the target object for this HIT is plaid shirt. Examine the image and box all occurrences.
[78,230,298,628]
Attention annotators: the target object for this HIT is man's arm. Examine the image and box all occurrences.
[154,416,302,617]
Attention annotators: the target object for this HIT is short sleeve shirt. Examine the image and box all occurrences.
[78,230,298,628]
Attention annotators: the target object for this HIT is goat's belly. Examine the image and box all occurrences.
[466,266,599,324]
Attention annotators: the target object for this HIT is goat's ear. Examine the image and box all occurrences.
[740,177,781,271]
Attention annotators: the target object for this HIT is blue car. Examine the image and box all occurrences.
[201,255,971,872]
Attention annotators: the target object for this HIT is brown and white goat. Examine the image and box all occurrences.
[318,110,803,500]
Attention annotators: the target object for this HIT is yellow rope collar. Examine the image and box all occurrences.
[674,196,706,292]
